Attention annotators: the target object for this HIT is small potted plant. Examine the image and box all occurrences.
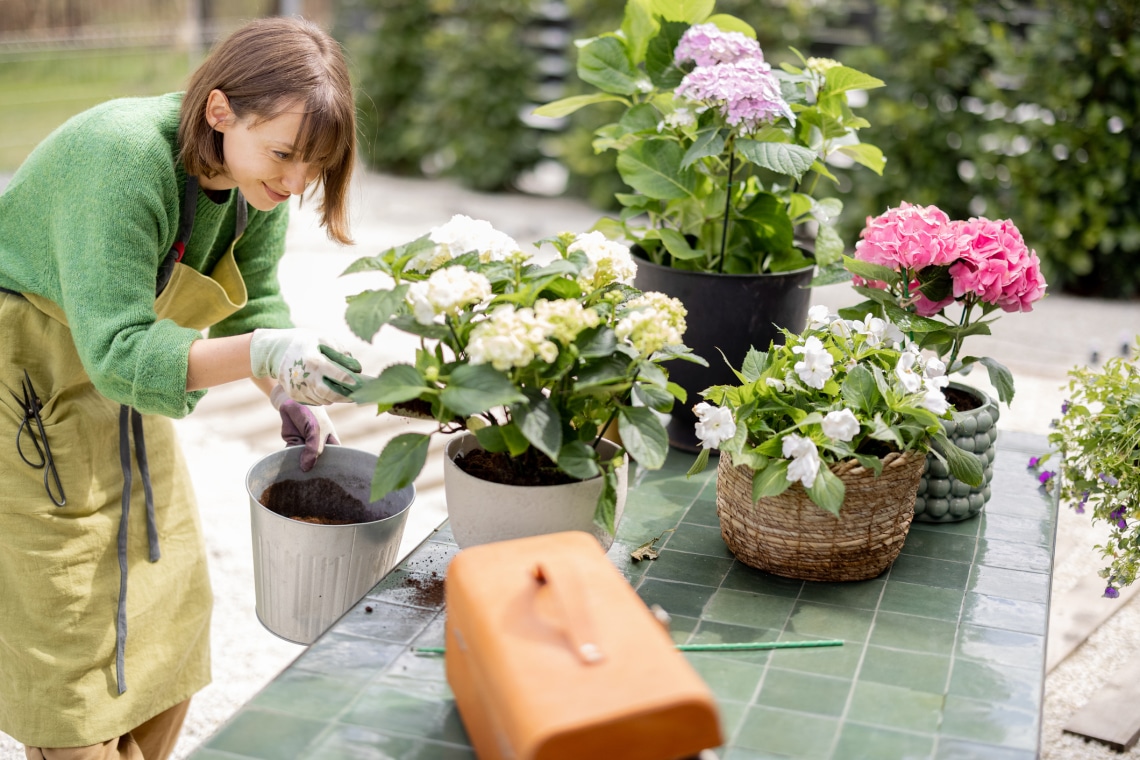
[841,202,1047,521]
[1032,345,1140,598]
[688,309,982,581]
[340,215,701,549]
[535,0,886,449]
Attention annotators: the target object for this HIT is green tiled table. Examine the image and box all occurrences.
[191,431,1056,760]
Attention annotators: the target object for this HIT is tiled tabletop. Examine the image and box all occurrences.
[191,431,1056,760]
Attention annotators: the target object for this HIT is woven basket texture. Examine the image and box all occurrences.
[716,450,925,582]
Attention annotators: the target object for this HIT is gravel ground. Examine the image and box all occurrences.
[2,170,1140,759]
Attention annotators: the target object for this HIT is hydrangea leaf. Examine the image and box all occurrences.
[594,468,620,535]
[835,143,886,176]
[979,356,1016,405]
[559,440,602,481]
[371,433,431,501]
[823,66,886,94]
[735,139,817,181]
[578,36,641,96]
[532,92,628,119]
[352,363,428,405]
[440,364,526,417]
[512,393,563,462]
[681,127,727,168]
[621,0,659,64]
[616,139,699,200]
[645,21,688,89]
[618,405,670,469]
[650,0,713,23]
[345,285,409,342]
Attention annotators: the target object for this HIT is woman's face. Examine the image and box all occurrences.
[201,90,321,211]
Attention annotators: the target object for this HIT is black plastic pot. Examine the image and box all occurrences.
[634,256,814,452]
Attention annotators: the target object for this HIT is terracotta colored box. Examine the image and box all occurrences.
[444,530,723,760]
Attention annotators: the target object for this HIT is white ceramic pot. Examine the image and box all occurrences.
[443,433,628,550]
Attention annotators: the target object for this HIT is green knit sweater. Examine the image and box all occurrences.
[0,93,294,418]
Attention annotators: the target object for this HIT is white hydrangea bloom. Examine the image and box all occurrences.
[615,292,687,357]
[806,304,831,330]
[534,298,600,344]
[693,402,737,449]
[895,351,923,393]
[822,408,860,442]
[782,433,822,488]
[409,214,521,272]
[568,231,638,291]
[467,305,557,371]
[792,336,834,389]
[405,266,492,325]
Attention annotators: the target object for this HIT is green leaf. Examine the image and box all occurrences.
[440,364,526,416]
[621,0,659,64]
[979,357,1015,405]
[594,468,620,535]
[835,143,886,175]
[512,393,563,462]
[823,66,885,94]
[645,21,688,89]
[634,382,676,412]
[931,432,984,487]
[576,355,632,390]
[812,223,846,267]
[616,139,699,200]
[686,447,711,477]
[352,363,428,405]
[741,348,770,382]
[735,139,816,180]
[501,423,532,457]
[841,364,880,415]
[559,440,602,480]
[650,0,713,23]
[618,406,669,469]
[576,325,619,360]
[344,286,408,342]
[681,127,727,168]
[752,460,791,500]
[706,13,755,36]
[533,92,628,118]
[841,255,902,286]
[578,36,641,95]
[806,466,846,515]
[371,433,431,501]
[659,227,703,259]
[473,425,509,453]
[737,191,794,251]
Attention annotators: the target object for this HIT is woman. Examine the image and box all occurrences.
[0,16,360,759]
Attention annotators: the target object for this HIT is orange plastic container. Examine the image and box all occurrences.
[444,530,723,760]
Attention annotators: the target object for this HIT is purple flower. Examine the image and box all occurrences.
[1109,507,1127,530]
[1106,586,1121,599]
[1061,399,1070,414]
[1076,490,1090,514]
[674,23,764,67]
[1027,456,1039,468]
[676,59,794,131]
[1038,470,1054,484]
[1099,472,1120,486]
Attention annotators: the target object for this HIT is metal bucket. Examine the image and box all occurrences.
[246,445,415,645]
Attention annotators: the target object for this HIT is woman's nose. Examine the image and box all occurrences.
[282,163,313,195]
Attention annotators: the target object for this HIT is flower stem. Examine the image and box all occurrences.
[718,144,736,274]
[947,299,973,372]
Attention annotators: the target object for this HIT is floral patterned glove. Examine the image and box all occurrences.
[250,328,362,405]
[270,385,339,472]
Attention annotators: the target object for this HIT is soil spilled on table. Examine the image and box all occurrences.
[259,477,372,524]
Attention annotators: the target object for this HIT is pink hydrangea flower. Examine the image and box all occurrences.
[949,217,1047,312]
[676,58,793,131]
[853,202,961,273]
[674,23,764,67]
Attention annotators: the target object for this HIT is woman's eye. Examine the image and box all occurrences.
[273,151,289,160]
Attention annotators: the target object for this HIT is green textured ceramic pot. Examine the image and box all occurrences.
[913,382,999,523]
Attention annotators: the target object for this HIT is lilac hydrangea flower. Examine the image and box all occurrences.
[674,23,764,67]
[676,58,794,131]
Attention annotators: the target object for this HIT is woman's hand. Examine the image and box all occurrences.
[249,328,362,405]
[270,385,339,471]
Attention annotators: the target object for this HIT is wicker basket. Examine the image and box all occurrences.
[716,450,926,582]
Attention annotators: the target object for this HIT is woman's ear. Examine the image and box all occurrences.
[204,89,234,131]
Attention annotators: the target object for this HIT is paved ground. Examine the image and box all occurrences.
[2,168,1140,758]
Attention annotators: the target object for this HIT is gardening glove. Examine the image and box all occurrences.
[271,384,340,472]
[249,328,364,405]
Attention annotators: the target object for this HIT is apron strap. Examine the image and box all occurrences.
[154,177,247,296]
[114,404,162,695]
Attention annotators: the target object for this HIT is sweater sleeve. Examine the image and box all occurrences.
[208,200,294,338]
[42,116,205,418]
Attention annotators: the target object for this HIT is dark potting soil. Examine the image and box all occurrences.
[945,386,983,412]
[454,447,579,487]
[260,477,372,525]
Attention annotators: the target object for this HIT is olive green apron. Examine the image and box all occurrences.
[0,178,249,748]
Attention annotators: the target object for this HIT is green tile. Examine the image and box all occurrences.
[620,513,691,545]
[859,646,951,693]
[684,491,721,527]
[366,569,448,609]
[305,723,426,759]
[975,538,1052,574]
[935,738,1037,759]
[205,708,328,760]
[967,565,1050,604]
[940,695,1038,750]
[785,601,876,643]
[954,625,1045,671]
[715,699,749,744]
[666,520,735,558]
[880,581,964,622]
[960,592,1048,635]
[687,620,778,665]
[888,554,971,590]
[797,578,885,610]
[636,577,717,619]
[645,548,735,586]
[340,685,468,745]
[901,529,979,563]
[664,613,700,644]
[722,748,793,760]
[832,721,936,759]
[704,588,797,630]
[686,652,767,702]
[869,611,958,653]
[754,668,851,717]
[293,632,405,679]
[375,649,451,700]
[334,602,439,643]
[733,706,839,758]
[769,632,863,679]
[250,667,371,720]
[981,513,1053,547]
[947,659,1042,713]
[909,518,981,538]
[845,681,943,733]
[722,563,805,597]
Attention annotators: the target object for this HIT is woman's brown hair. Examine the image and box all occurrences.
[179,17,356,244]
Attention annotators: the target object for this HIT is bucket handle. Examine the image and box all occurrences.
[533,562,605,666]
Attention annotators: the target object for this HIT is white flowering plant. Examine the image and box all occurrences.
[687,305,983,514]
[534,0,885,277]
[342,215,703,531]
